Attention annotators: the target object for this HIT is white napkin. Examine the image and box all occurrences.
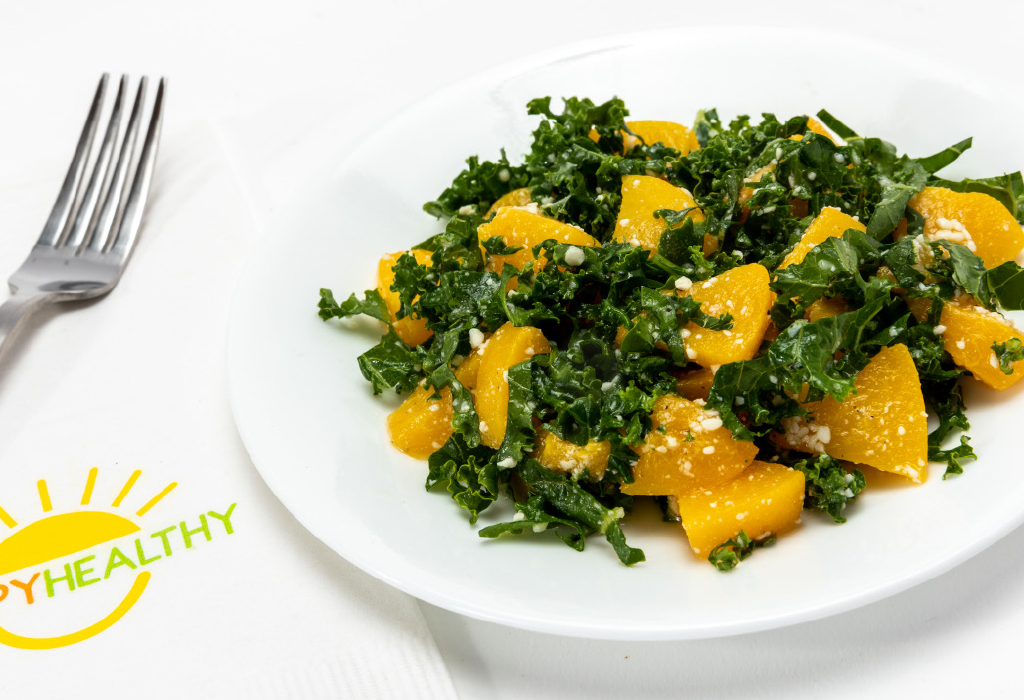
[0,117,457,699]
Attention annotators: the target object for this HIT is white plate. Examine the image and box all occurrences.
[227,28,1024,640]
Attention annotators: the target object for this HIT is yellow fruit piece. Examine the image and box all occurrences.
[806,296,851,322]
[588,120,700,155]
[677,460,806,557]
[387,385,455,459]
[623,121,699,155]
[622,395,757,497]
[909,186,1024,268]
[535,430,610,481]
[680,264,771,368]
[485,188,533,218]
[386,347,485,459]
[908,295,1024,390]
[806,117,837,143]
[737,164,775,207]
[674,367,716,401]
[613,175,712,254]
[378,249,434,347]
[775,344,928,482]
[478,207,599,281]
[476,322,551,448]
[778,207,866,270]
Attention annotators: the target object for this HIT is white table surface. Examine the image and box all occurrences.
[2,1,1022,696]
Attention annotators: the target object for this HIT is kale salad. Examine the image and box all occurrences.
[319,97,1024,570]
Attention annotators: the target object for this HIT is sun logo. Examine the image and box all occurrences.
[0,467,176,650]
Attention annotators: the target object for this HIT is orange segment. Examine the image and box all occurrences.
[779,207,866,270]
[774,344,928,482]
[535,430,610,481]
[677,460,805,557]
[613,175,710,254]
[622,396,758,497]
[386,346,485,459]
[587,120,700,155]
[909,186,1024,268]
[806,117,837,143]
[680,264,771,368]
[806,296,851,322]
[485,188,533,218]
[377,249,433,347]
[738,164,775,207]
[476,322,551,448]
[674,367,716,401]
[387,385,454,459]
[908,295,1024,390]
[623,121,699,155]
[478,207,599,282]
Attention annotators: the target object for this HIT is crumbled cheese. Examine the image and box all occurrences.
[932,324,947,335]
[457,204,477,216]
[564,245,586,266]
[512,511,526,521]
[702,446,715,454]
[956,340,966,350]
[674,275,693,291]
[498,168,510,183]
[498,456,517,469]
[701,417,724,431]
[468,328,485,348]
[897,425,906,436]
[428,404,440,412]
[619,218,631,227]
[479,421,489,433]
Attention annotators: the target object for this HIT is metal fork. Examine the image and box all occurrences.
[0,73,165,360]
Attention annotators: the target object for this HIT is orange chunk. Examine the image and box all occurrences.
[778,207,865,270]
[738,164,775,207]
[806,296,851,322]
[378,249,433,347]
[909,186,1024,268]
[623,120,699,155]
[386,347,485,458]
[674,367,716,401]
[908,295,1024,390]
[775,344,928,482]
[680,264,771,368]
[387,385,454,459]
[478,207,599,281]
[535,430,610,481]
[588,120,699,155]
[622,396,757,497]
[806,117,837,143]
[476,322,551,448]
[485,188,533,218]
[613,175,711,254]
[677,461,805,557]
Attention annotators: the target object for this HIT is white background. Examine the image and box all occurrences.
[1,1,1022,697]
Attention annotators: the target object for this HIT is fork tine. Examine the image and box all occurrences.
[86,77,146,253]
[36,74,108,247]
[63,75,126,250]
[109,78,165,260]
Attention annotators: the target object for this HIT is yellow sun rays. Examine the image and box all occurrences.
[0,468,176,529]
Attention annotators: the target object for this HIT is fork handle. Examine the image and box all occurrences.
[0,294,49,363]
